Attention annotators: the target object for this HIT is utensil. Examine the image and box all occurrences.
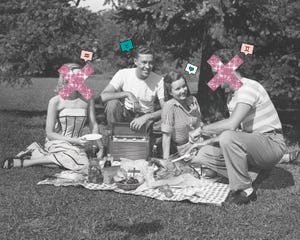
[171,153,191,163]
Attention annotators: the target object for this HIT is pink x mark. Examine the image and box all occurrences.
[58,64,94,100]
[207,55,243,91]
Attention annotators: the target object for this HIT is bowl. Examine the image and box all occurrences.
[116,182,142,191]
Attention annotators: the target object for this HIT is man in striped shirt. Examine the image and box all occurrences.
[189,49,286,205]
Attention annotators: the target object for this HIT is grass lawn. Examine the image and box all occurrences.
[0,77,300,239]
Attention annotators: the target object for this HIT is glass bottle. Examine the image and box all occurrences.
[152,144,158,158]
[104,153,112,168]
[88,145,103,184]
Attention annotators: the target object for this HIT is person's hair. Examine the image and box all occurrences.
[54,63,82,93]
[134,46,154,59]
[163,71,191,101]
[213,49,245,75]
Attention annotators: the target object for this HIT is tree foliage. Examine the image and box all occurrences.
[0,0,100,84]
[104,0,300,120]
[1,0,299,116]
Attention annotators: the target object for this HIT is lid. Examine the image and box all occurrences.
[111,122,149,137]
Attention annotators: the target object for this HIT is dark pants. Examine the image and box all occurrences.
[104,99,158,132]
[104,99,136,124]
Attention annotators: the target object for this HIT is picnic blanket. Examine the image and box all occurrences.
[38,169,230,206]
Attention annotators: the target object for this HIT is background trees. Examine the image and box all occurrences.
[0,0,100,84]
[103,0,300,120]
[1,0,299,119]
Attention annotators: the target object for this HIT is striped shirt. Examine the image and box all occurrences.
[227,78,282,133]
[161,96,202,145]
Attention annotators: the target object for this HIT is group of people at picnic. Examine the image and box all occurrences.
[2,46,300,205]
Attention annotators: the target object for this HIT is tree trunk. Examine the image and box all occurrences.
[196,34,229,123]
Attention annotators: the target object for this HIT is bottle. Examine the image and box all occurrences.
[104,153,112,168]
[88,145,103,184]
[152,144,158,158]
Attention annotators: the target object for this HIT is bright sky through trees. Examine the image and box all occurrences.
[78,0,111,12]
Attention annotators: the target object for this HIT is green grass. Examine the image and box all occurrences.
[0,74,198,111]
[0,77,300,239]
[0,74,112,111]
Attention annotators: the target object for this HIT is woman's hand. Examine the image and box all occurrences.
[70,138,87,146]
[189,127,202,143]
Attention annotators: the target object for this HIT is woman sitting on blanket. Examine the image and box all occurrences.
[161,71,203,160]
[160,71,299,172]
[2,63,103,171]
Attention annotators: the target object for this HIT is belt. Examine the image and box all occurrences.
[263,129,282,135]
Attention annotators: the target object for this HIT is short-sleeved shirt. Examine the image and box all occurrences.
[161,96,202,146]
[109,68,164,113]
[227,77,282,133]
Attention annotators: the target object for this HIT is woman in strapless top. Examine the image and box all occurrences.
[2,63,102,172]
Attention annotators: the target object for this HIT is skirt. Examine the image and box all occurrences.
[44,140,89,172]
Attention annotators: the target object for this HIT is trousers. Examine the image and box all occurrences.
[104,99,138,124]
[104,99,158,132]
[191,130,286,191]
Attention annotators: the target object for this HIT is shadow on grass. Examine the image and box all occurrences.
[104,219,163,239]
[254,166,294,190]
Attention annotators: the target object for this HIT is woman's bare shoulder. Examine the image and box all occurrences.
[48,95,61,106]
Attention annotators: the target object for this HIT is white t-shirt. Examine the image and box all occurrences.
[109,68,164,113]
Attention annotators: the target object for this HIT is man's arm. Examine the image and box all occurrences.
[100,84,129,103]
[190,103,252,141]
[130,99,165,130]
[101,84,140,107]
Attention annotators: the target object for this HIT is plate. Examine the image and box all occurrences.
[116,181,143,191]
[80,134,102,141]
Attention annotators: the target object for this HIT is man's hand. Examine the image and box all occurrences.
[189,127,202,143]
[130,114,150,131]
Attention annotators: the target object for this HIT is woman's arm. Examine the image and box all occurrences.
[88,98,104,156]
[45,97,83,145]
[162,133,172,160]
[88,98,99,134]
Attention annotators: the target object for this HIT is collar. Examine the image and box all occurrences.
[171,96,197,114]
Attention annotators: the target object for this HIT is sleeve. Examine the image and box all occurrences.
[109,70,124,91]
[236,85,258,107]
[156,77,164,100]
[161,101,175,134]
[189,96,203,128]
[192,96,201,113]
[192,96,203,121]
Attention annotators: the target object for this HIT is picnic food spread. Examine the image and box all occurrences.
[38,156,231,206]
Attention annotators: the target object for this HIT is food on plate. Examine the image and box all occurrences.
[119,177,139,184]
[116,177,142,191]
